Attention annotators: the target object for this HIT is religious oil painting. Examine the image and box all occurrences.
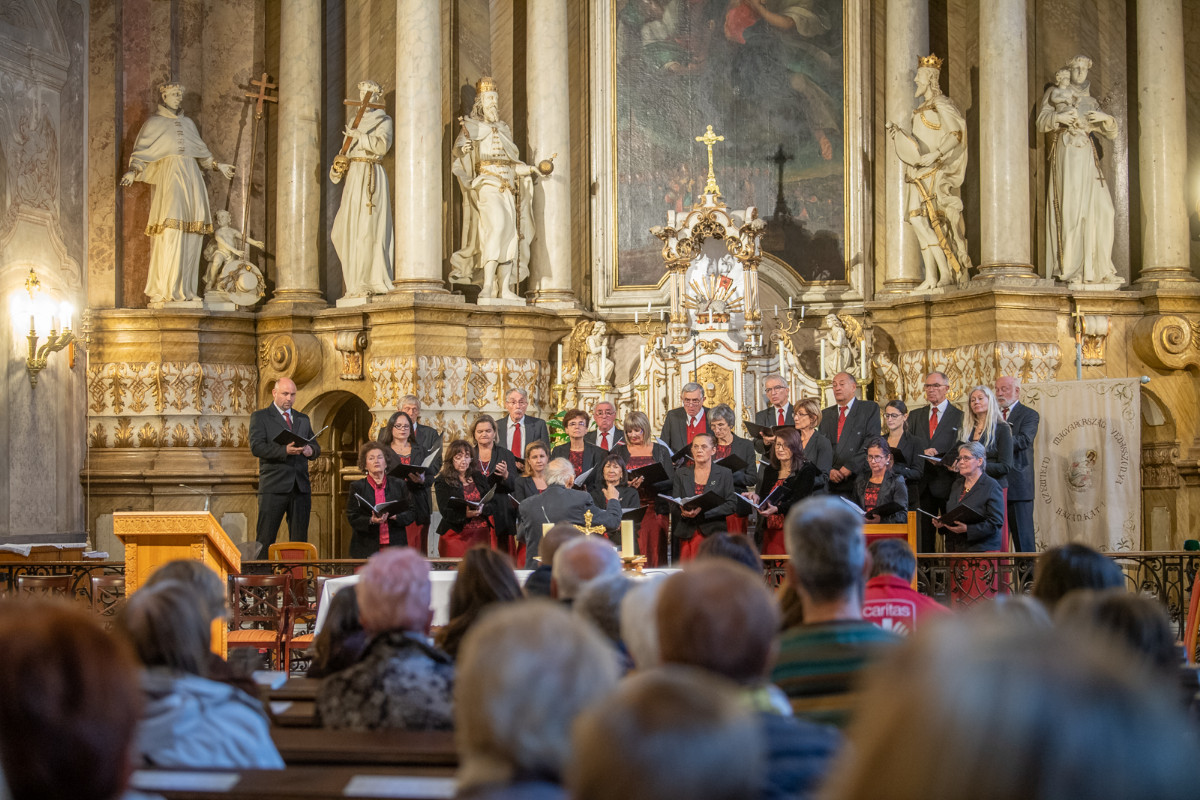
[614,0,846,288]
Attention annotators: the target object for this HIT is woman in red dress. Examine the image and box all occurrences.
[434,440,495,557]
[550,408,604,491]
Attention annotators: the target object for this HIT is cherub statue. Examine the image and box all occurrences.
[204,209,264,290]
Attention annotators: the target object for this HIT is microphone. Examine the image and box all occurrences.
[178,483,211,513]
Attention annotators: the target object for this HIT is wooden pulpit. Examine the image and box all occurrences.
[114,511,242,656]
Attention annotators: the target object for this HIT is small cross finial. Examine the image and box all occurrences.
[694,124,726,199]
[243,73,278,119]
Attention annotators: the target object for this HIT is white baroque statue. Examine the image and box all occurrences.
[120,82,235,304]
[204,209,263,290]
[330,80,395,298]
[886,54,972,291]
[449,77,546,301]
[583,321,613,385]
[1036,56,1121,286]
[818,313,855,378]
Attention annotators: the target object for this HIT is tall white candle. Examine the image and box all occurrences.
[778,346,785,377]
[639,343,646,378]
[620,520,634,559]
[634,311,639,325]
[788,297,793,309]
[774,304,778,316]
[556,344,563,383]
[600,340,608,380]
[860,339,867,381]
[820,340,826,380]
[800,305,805,321]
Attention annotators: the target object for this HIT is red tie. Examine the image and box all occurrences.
[600,431,609,450]
[837,406,847,441]
[511,422,522,457]
[1002,407,1010,421]
[777,408,785,426]
[929,406,938,439]
[283,410,293,430]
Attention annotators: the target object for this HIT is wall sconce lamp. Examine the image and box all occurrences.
[20,268,75,387]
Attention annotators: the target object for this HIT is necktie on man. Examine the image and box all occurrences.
[600,431,609,450]
[777,408,785,426]
[837,406,847,442]
[1002,407,1010,421]
[512,422,522,458]
[929,406,938,439]
[284,410,293,430]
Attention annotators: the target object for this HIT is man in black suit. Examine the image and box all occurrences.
[752,373,794,452]
[817,372,881,498]
[399,394,443,455]
[517,458,623,567]
[249,377,321,551]
[905,371,964,552]
[660,382,709,453]
[584,400,625,452]
[995,375,1040,552]
[497,388,550,458]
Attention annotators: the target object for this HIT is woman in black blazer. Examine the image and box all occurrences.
[960,387,1014,489]
[793,398,833,491]
[883,399,923,509]
[512,441,551,502]
[434,439,497,557]
[669,433,737,561]
[551,408,605,491]
[470,414,519,556]
[589,453,640,546]
[853,437,909,524]
[378,410,439,553]
[708,403,758,535]
[751,428,819,555]
[612,411,675,566]
[346,442,415,559]
[936,441,1005,552]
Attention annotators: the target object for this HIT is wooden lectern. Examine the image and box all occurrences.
[114,511,242,656]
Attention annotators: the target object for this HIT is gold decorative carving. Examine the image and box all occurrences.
[694,363,735,410]
[897,343,1061,405]
[1133,315,1200,372]
[1142,442,1181,490]
[335,331,368,381]
[258,332,321,386]
[113,418,135,448]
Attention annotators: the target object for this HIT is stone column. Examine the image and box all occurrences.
[525,0,575,305]
[976,0,1036,279]
[1136,0,1194,283]
[271,0,324,304]
[393,0,447,293]
[882,0,928,292]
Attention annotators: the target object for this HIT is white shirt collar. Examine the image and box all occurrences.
[838,397,855,412]
[934,399,948,414]
[274,404,291,417]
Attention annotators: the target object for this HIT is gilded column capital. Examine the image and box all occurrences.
[1133,314,1200,371]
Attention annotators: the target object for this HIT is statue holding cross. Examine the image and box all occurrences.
[329,79,394,299]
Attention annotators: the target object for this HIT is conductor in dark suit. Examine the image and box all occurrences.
[497,388,550,456]
[660,382,709,453]
[906,371,964,552]
[584,400,625,451]
[517,458,622,568]
[249,377,321,550]
[817,372,881,498]
[996,376,1040,552]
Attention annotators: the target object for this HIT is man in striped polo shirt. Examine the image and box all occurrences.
[770,496,900,729]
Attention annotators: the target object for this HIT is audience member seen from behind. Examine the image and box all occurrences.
[697,531,763,574]
[523,522,583,598]
[117,580,284,768]
[317,548,454,731]
[820,614,1200,800]
[568,668,764,800]
[771,496,900,728]
[619,575,668,672]
[551,536,622,605]
[455,601,620,800]
[862,538,948,635]
[307,585,368,679]
[658,561,841,800]
[0,601,142,800]
[436,546,523,660]
[1055,590,1181,678]
[574,573,634,657]
[1032,542,1126,611]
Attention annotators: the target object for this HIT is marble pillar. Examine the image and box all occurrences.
[977,0,1035,279]
[882,0,928,292]
[392,0,446,293]
[1136,0,1194,283]
[525,0,575,305]
[272,0,325,304]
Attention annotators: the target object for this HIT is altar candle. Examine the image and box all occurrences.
[778,346,786,378]
[788,297,793,309]
[774,304,778,316]
[600,340,607,379]
[621,520,634,559]
[820,340,826,380]
[634,311,639,325]
[556,344,563,383]
[639,343,646,377]
[860,340,867,380]
[800,305,805,321]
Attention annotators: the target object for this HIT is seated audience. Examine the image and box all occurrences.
[619,575,667,671]
[551,536,623,605]
[697,531,763,574]
[524,522,583,598]
[658,561,841,800]
[568,668,764,800]
[317,548,454,730]
[575,573,634,652]
[117,580,283,768]
[862,538,948,635]
[0,601,142,800]
[819,615,1200,800]
[436,546,523,659]
[1032,542,1126,611]
[307,585,368,679]
[455,601,620,800]
[1056,590,1180,677]
[981,594,1053,628]
[517,458,622,568]
[771,496,900,728]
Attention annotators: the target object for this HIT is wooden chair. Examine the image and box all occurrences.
[227,574,288,669]
[283,574,333,673]
[16,574,72,597]
[89,575,126,618]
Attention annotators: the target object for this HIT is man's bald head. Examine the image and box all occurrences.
[272,378,297,411]
[541,523,584,567]
[552,537,622,601]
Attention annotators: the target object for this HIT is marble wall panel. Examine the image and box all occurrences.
[87,0,119,309]
[1184,2,1200,272]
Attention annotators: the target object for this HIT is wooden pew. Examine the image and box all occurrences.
[129,765,456,800]
[271,727,458,767]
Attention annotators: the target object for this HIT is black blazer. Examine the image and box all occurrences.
[584,427,626,451]
[943,473,1005,552]
[249,405,322,494]
[380,441,440,525]
[755,462,820,521]
[886,431,924,509]
[800,430,834,477]
[414,423,443,457]
[590,484,641,543]
[755,404,795,427]
[660,407,709,453]
[433,473,494,536]
[473,444,519,540]
[964,420,1013,489]
[1004,402,1040,502]
[611,442,676,513]
[817,399,881,488]
[906,403,965,501]
[853,471,909,524]
[550,441,606,491]
[669,465,737,540]
[346,477,416,559]
[497,416,550,452]
[717,435,760,493]
[517,485,623,567]
[512,476,546,503]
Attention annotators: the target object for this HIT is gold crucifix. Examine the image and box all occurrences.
[580,510,608,537]
[695,124,725,199]
[243,72,278,120]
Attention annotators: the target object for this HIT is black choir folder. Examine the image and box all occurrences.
[715,453,749,473]
[627,461,670,487]
[444,485,497,512]
[837,496,907,521]
[272,424,327,449]
[743,420,793,440]
[918,503,986,526]
[658,491,727,514]
[354,495,406,516]
[388,449,439,479]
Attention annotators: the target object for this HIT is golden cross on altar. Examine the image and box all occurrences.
[580,510,608,537]
[243,73,278,120]
[1070,304,1086,344]
[694,124,726,198]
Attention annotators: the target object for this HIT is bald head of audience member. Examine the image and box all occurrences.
[356,548,433,635]
[552,536,623,601]
[784,495,867,623]
[540,522,584,567]
[658,561,780,686]
[569,668,764,800]
[456,600,620,791]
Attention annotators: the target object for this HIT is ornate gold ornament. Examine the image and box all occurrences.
[918,53,944,70]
